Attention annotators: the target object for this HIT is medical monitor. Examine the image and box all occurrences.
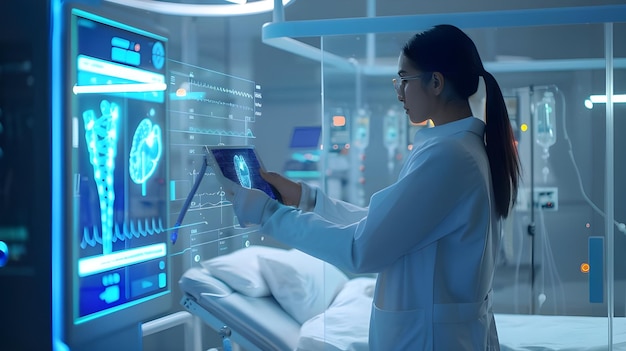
[64,5,170,347]
[289,126,322,149]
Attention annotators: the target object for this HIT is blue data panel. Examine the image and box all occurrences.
[588,236,604,304]
[70,8,169,324]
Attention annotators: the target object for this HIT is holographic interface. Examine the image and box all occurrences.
[71,8,168,324]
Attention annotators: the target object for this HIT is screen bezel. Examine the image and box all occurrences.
[205,145,281,202]
[63,3,171,346]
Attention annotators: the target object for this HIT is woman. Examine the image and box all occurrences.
[224,24,520,350]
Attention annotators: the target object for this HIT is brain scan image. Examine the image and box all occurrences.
[234,154,251,189]
[129,118,163,185]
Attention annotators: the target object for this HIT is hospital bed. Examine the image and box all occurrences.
[179,246,626,351]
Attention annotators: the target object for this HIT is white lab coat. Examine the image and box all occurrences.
[262,117,500,350]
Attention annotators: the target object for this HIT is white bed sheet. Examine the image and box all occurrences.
[495,313,626,351]
[180,266,626,351]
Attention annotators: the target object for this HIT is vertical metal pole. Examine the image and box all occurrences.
[320,38,327,193]
[528,86,536,315]
[273,0,284,22]
[366,0,376,66]
[355,65,362,109]
[604,22,615,351]
[181,17,198,66]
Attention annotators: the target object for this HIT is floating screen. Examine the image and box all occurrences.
[166,60,268,264]
[69,8,169,325]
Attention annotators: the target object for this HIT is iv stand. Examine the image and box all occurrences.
[527,85,537,315]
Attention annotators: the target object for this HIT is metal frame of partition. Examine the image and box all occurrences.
[262,5,626,72]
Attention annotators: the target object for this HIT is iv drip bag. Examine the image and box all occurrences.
[353,109,370,150]
[383,109,401,175]
[535,91,557,151]
[383,109,400,150]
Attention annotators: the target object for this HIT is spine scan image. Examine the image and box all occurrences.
[82,99,119,255]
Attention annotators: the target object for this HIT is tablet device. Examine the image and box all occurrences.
[205,145,282,202]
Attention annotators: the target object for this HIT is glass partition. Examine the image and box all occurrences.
[310,16,626,349]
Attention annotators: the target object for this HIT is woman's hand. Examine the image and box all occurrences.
[221,178,277,227]
[261,170,302,207]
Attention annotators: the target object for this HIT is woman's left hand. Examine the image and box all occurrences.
[261,170,301,207]
[222,179,277,227]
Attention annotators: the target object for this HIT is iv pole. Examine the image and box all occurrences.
[528,85,537,315]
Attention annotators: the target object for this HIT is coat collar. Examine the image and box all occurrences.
[413,116,485,147]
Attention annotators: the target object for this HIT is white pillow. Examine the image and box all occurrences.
[200,245,287,297]
[296,277,375,351]
[258,249,349,324]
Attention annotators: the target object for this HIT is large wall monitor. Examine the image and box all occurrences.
[65,6,170,348]
[63,4,269,349]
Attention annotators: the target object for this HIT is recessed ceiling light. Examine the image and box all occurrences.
[104,0,297,16]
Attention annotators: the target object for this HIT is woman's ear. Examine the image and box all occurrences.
[431,72,444,95]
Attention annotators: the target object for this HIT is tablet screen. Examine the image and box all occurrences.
[209,147,279,200]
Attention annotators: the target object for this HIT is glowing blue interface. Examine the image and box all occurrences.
[71,9,168,323]
[167,60,266,263]
[289,126,322,149]
[211,148,278,200]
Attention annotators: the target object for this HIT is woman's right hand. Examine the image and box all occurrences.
[261,170,302,207]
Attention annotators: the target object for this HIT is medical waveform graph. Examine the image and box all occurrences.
[171,168,229,211]
[167,109,257,147]
[168,59,262,123]
[182,93,255,114]
[81,217,166,249]
[188,77,255,100]
[188,126,254,138]
[187,190,228,211]
[83,100,120,255]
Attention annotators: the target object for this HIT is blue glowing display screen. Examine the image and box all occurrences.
[210,147,279,200]
[289,126,321,149]
[70,9,169,323]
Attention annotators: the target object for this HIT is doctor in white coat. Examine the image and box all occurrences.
[224,24,520,351]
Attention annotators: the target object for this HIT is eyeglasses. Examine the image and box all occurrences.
[392,74,423,94]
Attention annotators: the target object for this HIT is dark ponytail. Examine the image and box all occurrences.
[482,71,520,218]
[403,24,520,218]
